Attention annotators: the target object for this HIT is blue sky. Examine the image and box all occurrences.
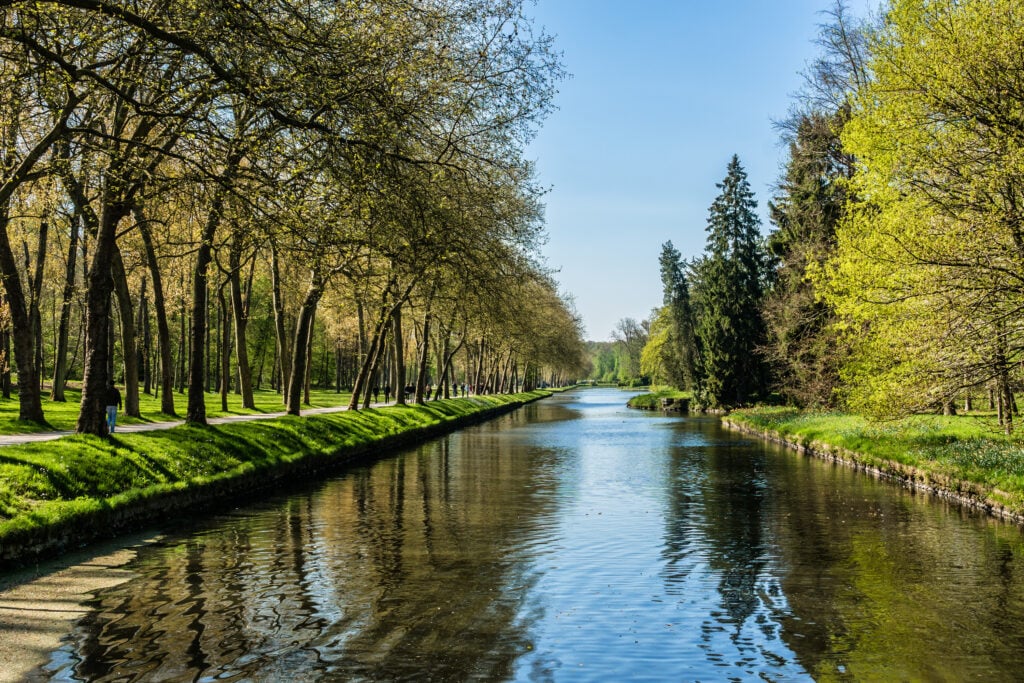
[527,1,872,341]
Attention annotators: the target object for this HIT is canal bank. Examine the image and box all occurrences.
[0,391,551,571]
[723,411,1024,525]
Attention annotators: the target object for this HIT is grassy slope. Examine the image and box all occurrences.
[0,392,544,549]
[728,406,1024,514]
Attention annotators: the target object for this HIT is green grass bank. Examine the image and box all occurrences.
[626,388,690,410]
[0,392,549,569]
[725,407,1024,523]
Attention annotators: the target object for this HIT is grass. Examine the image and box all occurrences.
[0,387,353,434]
[0,391,547,555]
[627,387,691,409]
[728,406,1024,514]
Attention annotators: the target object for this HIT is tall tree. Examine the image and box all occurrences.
[656,240,698,390]
[826,0,1024,430]
[691,155,769,408]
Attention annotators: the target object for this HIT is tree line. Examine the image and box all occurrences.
[609,0,1024,428]
[0,0,587,436]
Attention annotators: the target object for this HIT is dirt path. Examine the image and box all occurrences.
[0,403,387,447]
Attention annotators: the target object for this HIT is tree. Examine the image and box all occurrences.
[657,241,698,389]
[826,0,1024,430]
[764,111,850,407]
[691,155,769,408]
[612,317,649,385]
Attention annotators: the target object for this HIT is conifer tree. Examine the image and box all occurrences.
[658,241,698,390]
[691,155,769,407]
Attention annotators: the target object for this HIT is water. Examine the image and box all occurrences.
[37,389,1024,681]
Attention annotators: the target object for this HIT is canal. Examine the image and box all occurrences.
[33,388,1024,680]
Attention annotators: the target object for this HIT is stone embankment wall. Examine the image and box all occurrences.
[723,418,1024,526]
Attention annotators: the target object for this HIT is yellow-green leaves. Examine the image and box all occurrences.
[828,0,1024,420]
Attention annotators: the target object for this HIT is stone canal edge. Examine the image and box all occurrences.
[722,417,1024,526]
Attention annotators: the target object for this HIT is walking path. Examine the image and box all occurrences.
[0,403,380,447]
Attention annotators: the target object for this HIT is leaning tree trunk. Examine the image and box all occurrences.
[349,307,387,411]
[361,318,389,408]
[135,206,176,415]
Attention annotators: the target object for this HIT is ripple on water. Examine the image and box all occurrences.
[37,389,1024,681]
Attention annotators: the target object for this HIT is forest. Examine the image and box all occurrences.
[0,0,588,437]
[605,0,1024,431]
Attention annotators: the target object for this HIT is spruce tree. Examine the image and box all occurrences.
[658,241,698,390]
[691,155,769,407]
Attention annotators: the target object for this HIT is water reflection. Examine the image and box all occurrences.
[45,410,569,681]
[36,389,1024,681]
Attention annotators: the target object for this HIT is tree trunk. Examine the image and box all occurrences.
[349,311,386,411]
[30,220,48,394]
[361,320,389,409]
[137,276,152,395]
[270,240,291,403]
[392,304,407,406]
[228,232,255,408]
[303,307,315,405]
[218,285,230,412]
[111,245,140,417]
[186,154,240,424]
[77,200,129,435]
[415,306,432,404]
[0,211,45,422]
[135,206,176,415]
[286,273,323,415]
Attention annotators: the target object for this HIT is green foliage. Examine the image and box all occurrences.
[690,155,770,408]
[764,110,850,408]
[653,241,698,389]
[826,0,1024,427]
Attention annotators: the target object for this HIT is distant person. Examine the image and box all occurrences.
[384,384,391,403]
[372,384,380,403]
[105,383,122,434]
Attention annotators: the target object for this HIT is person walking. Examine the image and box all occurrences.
[105,383,123,434]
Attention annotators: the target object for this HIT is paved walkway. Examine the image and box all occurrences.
[0,403,383,448]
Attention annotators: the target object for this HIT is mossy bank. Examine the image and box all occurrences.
[0,392,549,570]
[725,407,1024,524]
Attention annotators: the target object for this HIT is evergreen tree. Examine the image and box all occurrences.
[764,111,850,407]
[691,155,769,407]
[657,240,698,389]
